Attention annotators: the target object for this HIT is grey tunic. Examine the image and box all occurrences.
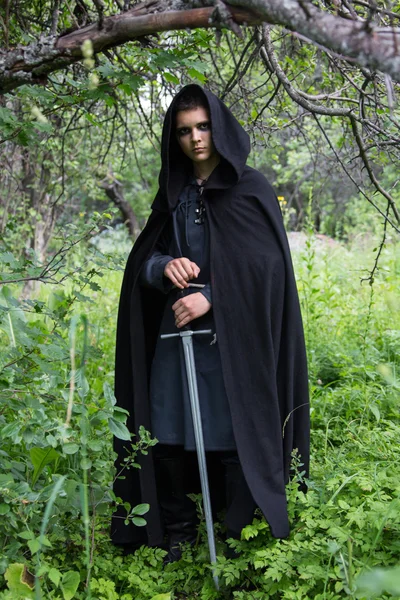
[140,178,236,451]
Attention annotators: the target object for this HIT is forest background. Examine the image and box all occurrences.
[0,0,399,598]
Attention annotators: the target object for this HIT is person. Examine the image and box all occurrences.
[111,84,310,562]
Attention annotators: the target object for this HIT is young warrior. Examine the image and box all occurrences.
[111,85,310,561]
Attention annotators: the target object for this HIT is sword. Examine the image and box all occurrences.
[161,283,219,590]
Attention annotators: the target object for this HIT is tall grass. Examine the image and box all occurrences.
[1,228,399,599]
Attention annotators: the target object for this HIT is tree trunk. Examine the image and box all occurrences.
[100,176,141,239]
[20,150,56,297]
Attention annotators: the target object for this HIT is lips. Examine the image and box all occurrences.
[193,148,206,152]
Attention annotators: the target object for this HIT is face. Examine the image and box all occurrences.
[175,106,217,164]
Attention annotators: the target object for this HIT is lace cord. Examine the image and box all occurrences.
[194,184,206,225]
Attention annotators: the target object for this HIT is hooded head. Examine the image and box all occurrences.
[154,84,250,213]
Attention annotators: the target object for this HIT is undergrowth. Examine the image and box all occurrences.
[0,227,399,599]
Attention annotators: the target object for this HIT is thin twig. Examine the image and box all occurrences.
[222,35,262,99]
[93,0,106,28]
[313,113,400,233]
[349,115,400,223]
[50,0,61,35]
[360,200,390,284]
[351,0,400,20]
[253,80,281,122]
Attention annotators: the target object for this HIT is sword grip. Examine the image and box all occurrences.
[178,288,191,332]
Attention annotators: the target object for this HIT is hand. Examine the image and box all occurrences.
[164,257,200,289]
[172,293,211,328]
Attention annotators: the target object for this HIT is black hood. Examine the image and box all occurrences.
[153,84,250,213]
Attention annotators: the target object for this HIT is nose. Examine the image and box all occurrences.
[191,127,201,143]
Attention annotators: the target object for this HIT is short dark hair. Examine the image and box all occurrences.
[174,89,208,114]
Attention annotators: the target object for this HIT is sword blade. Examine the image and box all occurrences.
[181,334,219,590]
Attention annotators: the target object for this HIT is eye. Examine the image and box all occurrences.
[199,122,210,131]
[177,127,190,137]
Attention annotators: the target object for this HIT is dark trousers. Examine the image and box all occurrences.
[154,444,257,539]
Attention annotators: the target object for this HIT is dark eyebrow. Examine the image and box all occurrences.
[176,120,210,130]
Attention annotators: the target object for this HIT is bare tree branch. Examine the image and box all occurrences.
[0,226,99,286]
[1,0,400,95]
[349,115,400,223]
[0,4,259,94]
[221,32,259,98]
[226,0,400,80]
[92,0,106,28]
[261,25,352,117]
[50,0,61,36]
[313,113,400,233]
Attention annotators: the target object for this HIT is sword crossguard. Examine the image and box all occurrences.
[160,329,212,340]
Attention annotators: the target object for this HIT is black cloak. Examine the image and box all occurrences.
[111,84,310,547]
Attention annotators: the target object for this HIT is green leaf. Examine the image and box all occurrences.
[132,517,147,527]
[85,113,101,126]
[80,457,92,470]
[103,381,116,406]
[0,503,10,515]
[0,107,17,126]
[1,421,21,441]
[61,571,81,600]
[370,404,380,423]
[0,473,14,485]
[104,95,115,108]
[27,538,41,555]
[87,440,102,451]
[4,563,34,597]
[133,503,150,516]
[30,447,60,486]
[0,285,26,346]
[63,443,80,455]
[48,567,61,587]
[118,83,132,95]
[111,409,128,422]
[26,535,52,555]
[187,67,206,83]
[108,417,131,440]
[77,373,89,399]
[122,75,143,91]
[150,595,172,600]
[18,530,35,541]
[38,534,52,548]
[164,72,180,84]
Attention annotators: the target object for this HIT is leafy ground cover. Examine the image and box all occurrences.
[0,226,399,599]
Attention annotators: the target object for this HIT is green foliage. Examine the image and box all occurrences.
[0,228,399,599]
[0,228,158,598]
